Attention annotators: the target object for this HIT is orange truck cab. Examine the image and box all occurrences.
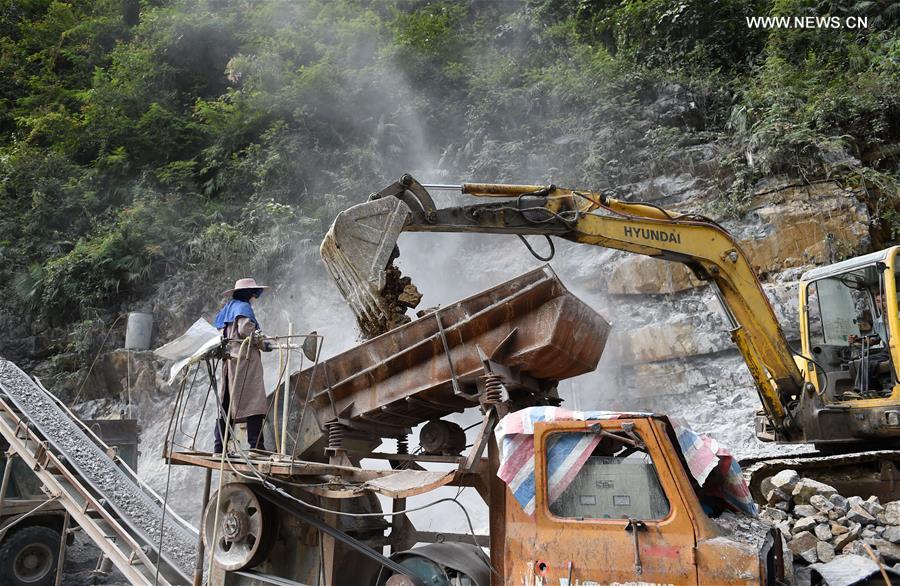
[489,416,784,586]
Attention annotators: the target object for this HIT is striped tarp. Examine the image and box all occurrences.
[495,406,756,516]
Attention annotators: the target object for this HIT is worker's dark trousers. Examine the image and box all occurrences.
[214,387,266,453]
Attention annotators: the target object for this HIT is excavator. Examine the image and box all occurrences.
[320,174,900,501]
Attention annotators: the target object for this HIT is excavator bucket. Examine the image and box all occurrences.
[320,196,411,333]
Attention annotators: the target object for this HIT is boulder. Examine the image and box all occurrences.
[762,507,788,523]
[770,469,800,493]
[789,531,820,564]
[793,517,819,534]
[793,504,817,518]
[776,520,793,536]
[847,504,876,525]
[869,539,900,564]
[810,494,835,514]
[834,523,862,550]
[883,501,900,525]
[792,479,838,505]
[829,494,849,514]
[760,477,775,502]
[817,541,836,564]
[831,523,850,536]
[842,540,871,558]
[883,526,900,543]
[815,523,833,541]
[863,496,885,517]
[766,487,791,506]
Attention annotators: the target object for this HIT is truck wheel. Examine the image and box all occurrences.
[0,526,60,586]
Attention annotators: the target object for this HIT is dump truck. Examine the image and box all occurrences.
[319,174,900,500]
[169,267,785,585]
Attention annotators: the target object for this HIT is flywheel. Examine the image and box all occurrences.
[203,482,277,571]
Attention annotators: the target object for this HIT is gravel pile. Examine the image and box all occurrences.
[0,359,196,580]
[711,510,773,548]
[759,469,900,566]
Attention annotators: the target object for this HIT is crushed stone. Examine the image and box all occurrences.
[0,359,196,578]
[711,510,773,548]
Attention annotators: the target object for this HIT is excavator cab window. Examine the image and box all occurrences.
[545,431,670,520]
[806,265,894,399]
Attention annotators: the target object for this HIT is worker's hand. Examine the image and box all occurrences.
[849,334,860,344]
[262,339,275,352]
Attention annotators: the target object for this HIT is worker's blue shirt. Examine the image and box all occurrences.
[214,300,259,330]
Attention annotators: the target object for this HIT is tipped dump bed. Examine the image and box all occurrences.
[293,266,610,432]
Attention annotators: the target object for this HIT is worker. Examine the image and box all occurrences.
[850,291,893,392]
[213,277,273,454]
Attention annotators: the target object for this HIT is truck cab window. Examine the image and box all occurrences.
[546,430,670,520]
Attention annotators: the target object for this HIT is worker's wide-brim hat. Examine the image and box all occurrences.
[222,277,270,297]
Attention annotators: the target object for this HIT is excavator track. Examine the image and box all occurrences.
[741,450,900,505]
[0,358,197,584]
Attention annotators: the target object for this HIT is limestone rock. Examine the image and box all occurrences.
[883,526,900,543]
[793,504,817,518]
[814,523,833,541]
[793,517,819,534]
[816,541,836,564]
[831,523,850,536]
[770,469,800,493]
[869,539,900,564]
[829,494,849,514]
[810,494,835,514]
[842,540,871,558]
[776,520,793,536]
[863,496,885,517]
[792,479,838,505]
[766,487,792,506]
[760,477,774,502]
[789,531,820,564]
[847,504,876,525]
[834,523,862,550]
[762,507,788,523]
[884,501,900,525]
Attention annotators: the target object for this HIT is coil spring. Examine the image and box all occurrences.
[481,373,503,405]
[325,421,344,450]
[396,435,409,455]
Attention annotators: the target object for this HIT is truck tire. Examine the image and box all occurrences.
[0,526,60,586]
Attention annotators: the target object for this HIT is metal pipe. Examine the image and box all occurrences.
[0,450,15,517]
[192,469,212,586]
[421,184,462,190]
[54,511,70,586]
[281,323,292,455]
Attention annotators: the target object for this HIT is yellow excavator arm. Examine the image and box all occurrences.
[321,174,809,439]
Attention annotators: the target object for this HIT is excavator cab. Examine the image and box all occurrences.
[799,247,900,407]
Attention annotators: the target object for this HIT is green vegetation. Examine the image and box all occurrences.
[0,0,897,327]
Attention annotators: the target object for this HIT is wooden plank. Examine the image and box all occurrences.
[363,470,456,498]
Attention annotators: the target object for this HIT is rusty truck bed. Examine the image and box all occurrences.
[292,265,610,434]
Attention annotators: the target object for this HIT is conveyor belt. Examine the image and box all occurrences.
[0,358,197,585]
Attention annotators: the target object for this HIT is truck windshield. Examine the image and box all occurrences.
[546,430,670,520]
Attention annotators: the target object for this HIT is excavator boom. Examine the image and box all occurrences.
[321,175,808,440]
